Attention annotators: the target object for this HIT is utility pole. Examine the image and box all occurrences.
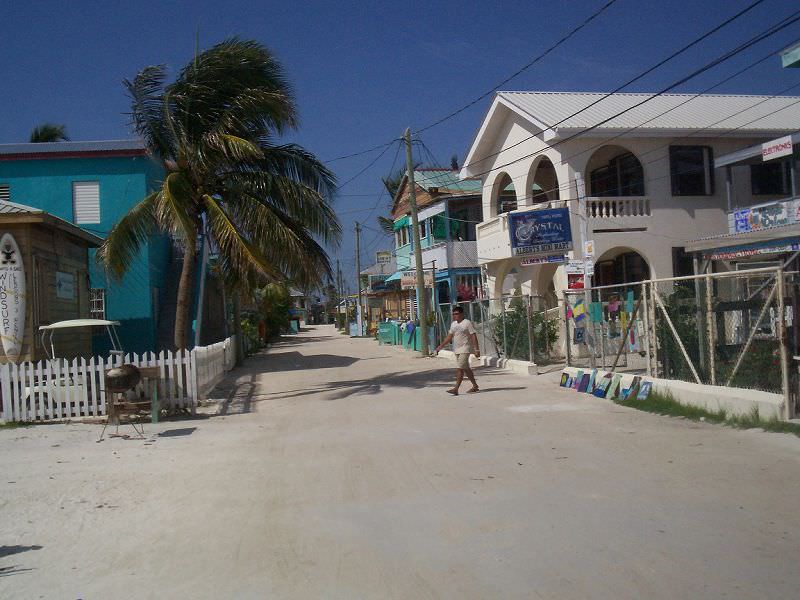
[575,172,595,369]
[335,258,342,326]
[355,222,363,336]
[403,128,429,356]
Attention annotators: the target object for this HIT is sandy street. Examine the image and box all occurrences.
[1,325,799,599]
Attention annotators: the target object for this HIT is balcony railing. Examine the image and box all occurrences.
[587,196,651,218]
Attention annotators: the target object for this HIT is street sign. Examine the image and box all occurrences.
[400,269,433,290]
[508,207,573,257]
[376,251,391,265]
[565,259,585,275]
[520,254,567,266]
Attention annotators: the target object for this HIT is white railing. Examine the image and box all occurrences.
[587,197,651,218]
[0,336,238,423]
[421,240,478,269]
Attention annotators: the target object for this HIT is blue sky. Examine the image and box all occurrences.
[1,0,798,289]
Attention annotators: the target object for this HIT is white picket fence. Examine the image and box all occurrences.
[0,336,237,423]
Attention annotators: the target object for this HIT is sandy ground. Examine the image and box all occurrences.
[1,325,799,599]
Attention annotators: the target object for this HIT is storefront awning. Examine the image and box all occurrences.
[392,216,409,231]
[385,271,402,282]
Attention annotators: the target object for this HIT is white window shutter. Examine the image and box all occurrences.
[0,184,9,202]
[72,181,100,224]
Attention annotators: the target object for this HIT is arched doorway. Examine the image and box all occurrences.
[586,145,645,197]
[594,248,650,287]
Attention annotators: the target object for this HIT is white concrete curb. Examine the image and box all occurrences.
[436,350,538,376]
[562,366,784,420]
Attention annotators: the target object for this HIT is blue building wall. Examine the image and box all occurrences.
[0,155,168,353]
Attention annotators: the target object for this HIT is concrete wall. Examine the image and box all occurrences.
[472,103,776,299]
[562,366,785,420]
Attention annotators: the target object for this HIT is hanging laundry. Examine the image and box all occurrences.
[590,302,603,323]
[626,290,635,313]
[573,300,586,322]
[608,299,620,313]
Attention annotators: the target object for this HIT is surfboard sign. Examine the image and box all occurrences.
[0,233,26,362]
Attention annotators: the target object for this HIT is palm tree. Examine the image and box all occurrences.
[29,123,69,143]
[99,39,340,349]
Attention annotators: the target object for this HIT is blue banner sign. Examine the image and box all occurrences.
[508,207,573,256]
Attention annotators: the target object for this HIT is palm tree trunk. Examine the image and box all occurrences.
[174,239,197,350]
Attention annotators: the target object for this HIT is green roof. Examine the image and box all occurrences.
[413,169,482,194]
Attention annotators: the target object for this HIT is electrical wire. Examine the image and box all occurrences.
[415,0,621,133]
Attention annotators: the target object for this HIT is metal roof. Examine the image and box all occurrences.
[498,91,800,134]
[0,200,44,214]
[0,139,146,156]
[716,132,800,167]
[413,169,482,193]
[0,200,103,246]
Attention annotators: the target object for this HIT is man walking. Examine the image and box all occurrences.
[434,306,480,395]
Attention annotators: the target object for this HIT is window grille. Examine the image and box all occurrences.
[89,288,106,319]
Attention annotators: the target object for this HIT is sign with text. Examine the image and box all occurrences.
[376,251,391,265]
[520,254,566,266]
[509,207,573,256]
[762,135,793,161]
[733,202,791,233]
[400,269,434,290]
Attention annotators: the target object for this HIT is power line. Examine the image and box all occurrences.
[418,9,800,189]
[334,138,401,191]
[322,0,769,168]
[412,43,800,202]
[415,0,621,134]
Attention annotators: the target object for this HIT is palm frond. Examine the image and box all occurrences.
[123,65,174,159]
[156,172,198,239]
[377,216,395,235]
[224,192,333,286]
[203,194,281,282]
[97,192,158,277]
[29,123,69,143]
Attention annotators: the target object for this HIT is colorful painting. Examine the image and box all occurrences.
[587,369,598,393]
[572,370,583,389]
[592,374,612,398]
[577,373,590,393]
[637,381,653,400]
[607,374,623,400]
[560,372,570,387]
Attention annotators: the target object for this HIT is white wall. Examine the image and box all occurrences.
[474,103,772,296]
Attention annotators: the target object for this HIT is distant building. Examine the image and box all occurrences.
[388,169,484,316]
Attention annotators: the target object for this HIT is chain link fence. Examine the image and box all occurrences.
[436,295,561,365]
[563,266,792,413]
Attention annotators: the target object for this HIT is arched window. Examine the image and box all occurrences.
[587,146,645,197]
[530,157,560,204]
[494,173,517,215]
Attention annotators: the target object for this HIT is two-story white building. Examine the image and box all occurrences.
[459,91,800,302]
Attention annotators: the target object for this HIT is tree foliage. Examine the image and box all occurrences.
[98,38,340,348]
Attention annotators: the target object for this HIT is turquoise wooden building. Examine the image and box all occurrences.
[0,140,175,353]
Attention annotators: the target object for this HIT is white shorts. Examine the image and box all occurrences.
[455,353,472,370]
